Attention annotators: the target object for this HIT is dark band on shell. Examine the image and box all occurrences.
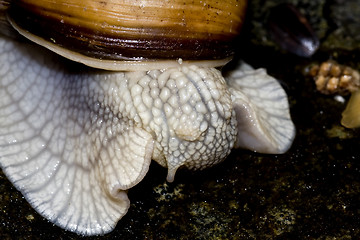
[9,0,247,61]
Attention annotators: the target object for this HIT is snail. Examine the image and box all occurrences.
[309,60,360,128]
[0,0,295,236]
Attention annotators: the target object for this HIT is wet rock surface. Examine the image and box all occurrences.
[1,0,360,239]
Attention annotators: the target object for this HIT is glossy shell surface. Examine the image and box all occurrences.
[9,0,247,63]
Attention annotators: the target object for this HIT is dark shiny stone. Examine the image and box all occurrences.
[267,3,319,57]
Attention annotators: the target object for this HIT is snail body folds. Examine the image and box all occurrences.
[9,0,247,70]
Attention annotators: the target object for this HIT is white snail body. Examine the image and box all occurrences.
[0,0,295,236]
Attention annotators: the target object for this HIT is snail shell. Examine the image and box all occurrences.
[5,0,247,70]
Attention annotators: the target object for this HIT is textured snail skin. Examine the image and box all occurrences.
[0,36,295,235]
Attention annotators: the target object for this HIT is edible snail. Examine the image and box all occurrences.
[0,0,295,236]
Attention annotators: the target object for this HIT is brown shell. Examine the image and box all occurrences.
[8,0,247,64]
